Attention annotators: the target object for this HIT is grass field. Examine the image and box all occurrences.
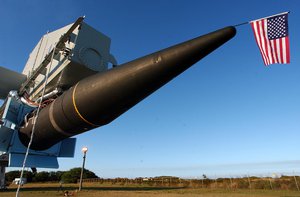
[2,183,300,197]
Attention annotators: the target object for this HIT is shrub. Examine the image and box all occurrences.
[61,168,97,183]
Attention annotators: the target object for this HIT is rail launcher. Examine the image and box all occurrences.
[0,17,236,188]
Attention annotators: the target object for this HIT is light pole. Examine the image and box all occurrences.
[79,146,88,191]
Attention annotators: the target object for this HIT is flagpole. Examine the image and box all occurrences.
[233,11,290,27]
[234,22,249,27]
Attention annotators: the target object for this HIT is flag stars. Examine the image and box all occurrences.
[267,14,288,40]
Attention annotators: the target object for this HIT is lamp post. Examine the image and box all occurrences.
[79,146,88,191]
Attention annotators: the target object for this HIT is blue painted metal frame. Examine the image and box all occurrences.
[0,92,76,168]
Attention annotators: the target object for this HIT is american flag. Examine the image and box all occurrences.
[250,13,290,65]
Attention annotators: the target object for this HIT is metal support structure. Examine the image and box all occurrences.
[229,177,233,189]
[294,174,299,191]
[0,154,8,189]
[19,16,85,96]
[247,174,251,189]
[269,177,273,190]
[0,165,6,189]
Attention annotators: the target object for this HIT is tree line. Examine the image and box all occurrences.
[81,175,300,190]
[6,169,300,191]
[5,167,98,184]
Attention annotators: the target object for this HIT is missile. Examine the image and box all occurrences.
[19,26,236,150]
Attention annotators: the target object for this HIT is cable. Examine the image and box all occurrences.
[15,43,57,197]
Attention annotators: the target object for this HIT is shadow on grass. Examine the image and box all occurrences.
[2,186,186,193]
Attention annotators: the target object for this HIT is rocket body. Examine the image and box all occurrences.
[19,26,236,150]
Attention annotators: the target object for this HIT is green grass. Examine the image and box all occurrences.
[2,183,300,197]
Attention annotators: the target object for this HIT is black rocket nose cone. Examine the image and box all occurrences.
[151,26,236,68]
[113,26,237,84]
[191,26,236,58]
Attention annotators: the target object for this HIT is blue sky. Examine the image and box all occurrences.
[1,0,300,178]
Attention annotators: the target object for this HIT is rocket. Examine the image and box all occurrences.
[19,26,236,150]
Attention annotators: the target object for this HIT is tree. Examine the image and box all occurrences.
[23,171,34,182]
[5,171,20,183]
[49,171,64,182]
[61,168,98,183]
[33,171,50,182]
[5,170,33,183]
[5,168,97,183]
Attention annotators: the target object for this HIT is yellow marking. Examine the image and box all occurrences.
[72,83,99,127]
[49,99,72,136]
